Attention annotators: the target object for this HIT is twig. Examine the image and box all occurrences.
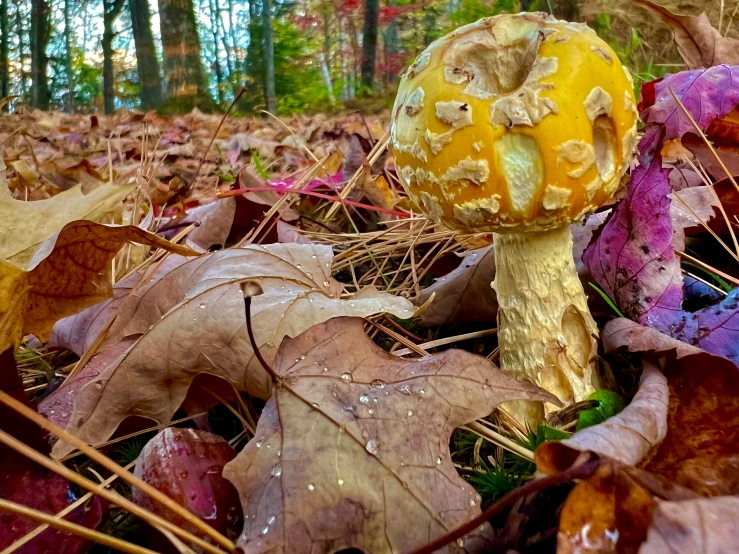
[464,421,534,462]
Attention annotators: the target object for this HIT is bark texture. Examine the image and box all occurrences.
[103,0,127,114]
[492,225,600,426]
[63,0,75,111]
[262,0,276,112]
[30,0,50,109]
[1,0,9,103]
[129,0,163,110]
[157,0,216,112]
[360,0,379,90]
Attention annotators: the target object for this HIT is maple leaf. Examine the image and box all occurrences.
[51,244,415,459]
[0,221,197,352]
[222,317,558,553]
[0,160,136,266]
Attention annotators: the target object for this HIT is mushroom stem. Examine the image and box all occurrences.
[492,225,600,427]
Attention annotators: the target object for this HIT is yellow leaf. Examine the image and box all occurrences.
[0,220,198,352]
[0,159,137,266]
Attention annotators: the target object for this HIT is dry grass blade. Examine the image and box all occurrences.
[0,390,237,553]
[0,428,228,554]
[393,329,499,357]
[0,460,137,554]
[61,412,208,462]
[324,134,390,220]
[0,498,160,554]
[463,421,534,461]
[676,249,739,286]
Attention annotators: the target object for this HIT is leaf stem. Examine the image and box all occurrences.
[243,296,280,384]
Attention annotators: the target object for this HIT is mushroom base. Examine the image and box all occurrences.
[491,225,600,427]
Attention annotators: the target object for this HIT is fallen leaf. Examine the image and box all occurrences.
[0,221,197,352]
[222,317,558,553]
[0,348,106,552]
[555,463,657,554]
[0,159,137,266]
[586,68,739,362]
[603,319,739,496]
[634,0,739,69]
[415,246,497,326]
[133,427,242,536]
[584,127,683,328]
[640,66,739,139]
[536,363,668,470]
[47,273,140,356]
[640,497,739,553]
[39,339,136,428]
[51,244,415,459]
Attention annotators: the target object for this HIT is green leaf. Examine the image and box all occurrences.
[576,389,627,431]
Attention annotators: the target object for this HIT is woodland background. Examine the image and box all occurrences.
[0,0,725,116]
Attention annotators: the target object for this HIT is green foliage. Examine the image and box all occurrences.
[576,389,627,431]
[454,424,569,507]
[449,0,543,27]
[590,13,668,97]
[466,460,529,508]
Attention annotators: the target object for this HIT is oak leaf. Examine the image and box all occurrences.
[222,317,558,553]
[51,244,415,459]
[0,159,136,266]
[0,221,196,352]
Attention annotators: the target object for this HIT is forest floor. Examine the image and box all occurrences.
[3,5,739,554]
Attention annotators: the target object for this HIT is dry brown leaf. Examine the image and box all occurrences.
[51,244,415,459]
[537,363,668,470]
[634,0,739,68]
[222,316,558,553]
[415,246,497,326]
[602,319,739,496]
[47,273,141,356]
[0,159,137,266]
[641,497,739,553]
[0,221,197,352]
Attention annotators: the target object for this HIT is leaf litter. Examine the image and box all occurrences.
[6,12,739,551]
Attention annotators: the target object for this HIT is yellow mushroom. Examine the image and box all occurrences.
[390,13,638,426]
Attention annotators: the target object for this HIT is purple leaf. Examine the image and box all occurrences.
[586,66,739,365]
[583,127,684,330]
[642,65,739,139]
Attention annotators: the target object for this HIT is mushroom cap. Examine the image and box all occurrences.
[390,13,639,234]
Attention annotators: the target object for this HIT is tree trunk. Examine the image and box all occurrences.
[207,0,225,105]
[383,0,398,84]
[64,0,75,111]
[129,0,163,110]
[14,0,26,99]
[262,0,276,113]
[360,0,378,91]
[1,0,9,104]
[102,0,126,114]
[30,0,50,109]
[158,0,215,112]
